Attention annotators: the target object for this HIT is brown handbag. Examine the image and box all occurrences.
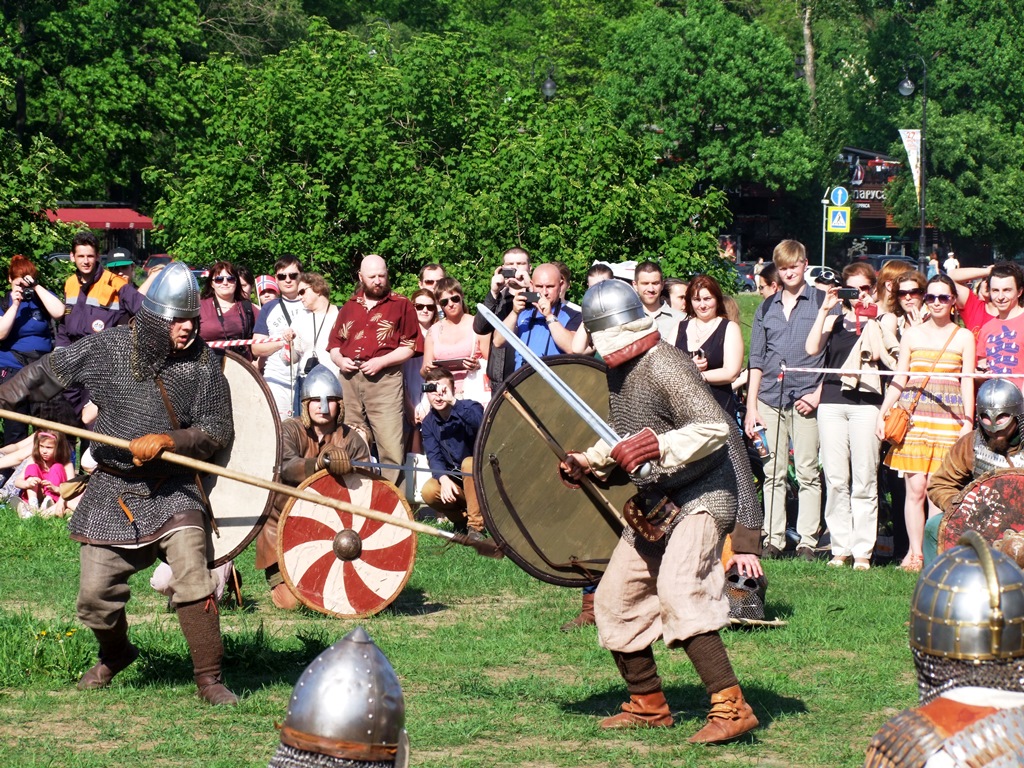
[882,327,959,445]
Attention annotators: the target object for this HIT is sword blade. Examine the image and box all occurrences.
[350,459,469,477]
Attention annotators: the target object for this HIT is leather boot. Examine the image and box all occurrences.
[77,619,139,690]
[687,685,758,744]
[560,591,595,632]
[177,597,239,706]
[600,691,674,729]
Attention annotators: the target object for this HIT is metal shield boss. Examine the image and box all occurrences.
[277,470,417,618]
[203,350,282,566]
[938,467,1024,555]
[474,356,635,587]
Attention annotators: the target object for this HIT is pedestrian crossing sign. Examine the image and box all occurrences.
[827,206,851,233]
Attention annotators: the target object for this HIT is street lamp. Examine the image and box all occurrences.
[531,57,557,101]
[898,57,928,274]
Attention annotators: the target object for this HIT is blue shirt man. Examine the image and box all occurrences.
[495,262,582,370]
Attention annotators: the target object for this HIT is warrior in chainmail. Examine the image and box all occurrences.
[925,378,1024,566]
[256,364,369,610]
[560,280,762,744]
[268,626,409,768]
[864,531,1024,767]
[0,262,239,705]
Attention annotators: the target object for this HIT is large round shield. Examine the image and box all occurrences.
[475,356,635,587]
[205,350,282,566]
[937,468,1024,554]
[277,469,417,618]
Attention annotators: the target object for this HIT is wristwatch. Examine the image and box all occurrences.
[546,315,559,324]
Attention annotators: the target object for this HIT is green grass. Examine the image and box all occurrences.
[0,509,918,767]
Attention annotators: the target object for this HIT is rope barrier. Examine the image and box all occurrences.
[779,365,1024,379]
[206,336,282,349]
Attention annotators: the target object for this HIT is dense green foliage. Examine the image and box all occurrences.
[4,0,1024,262]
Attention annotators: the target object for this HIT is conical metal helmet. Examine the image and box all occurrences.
[300,364,343,404]
[977,378,1023,436]
[142,261,200,319]
[581,279,644,333]
[910,530,1024,661]
[276,626,408,767]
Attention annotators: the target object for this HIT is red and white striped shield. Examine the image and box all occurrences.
[276,469,417,618]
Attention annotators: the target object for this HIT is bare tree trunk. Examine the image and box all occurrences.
[803,5,817,110]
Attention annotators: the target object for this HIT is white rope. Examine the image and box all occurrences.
[779,365,1024,379]
[206,336,282,349]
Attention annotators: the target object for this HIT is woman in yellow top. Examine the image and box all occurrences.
[875,274,975,572]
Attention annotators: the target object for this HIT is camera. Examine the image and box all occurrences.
[500,267,517,279]
[422,382,438,393]
[522,291,541,304]
[20,275,37,298]
[837,287,860,300]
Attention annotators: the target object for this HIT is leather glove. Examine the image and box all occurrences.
[129,433,176,466]
[317,448,353,479]
[609,428,660,474]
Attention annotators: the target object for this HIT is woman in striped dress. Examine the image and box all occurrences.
[875,274,975,572]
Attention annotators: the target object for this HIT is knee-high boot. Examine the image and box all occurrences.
[176,596,238,706]
[77,613,139,690]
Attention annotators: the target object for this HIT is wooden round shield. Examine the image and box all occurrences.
[205,350,282,566]
[474,356,635,588]
[276,469,417,618]
[937,467,1024,554]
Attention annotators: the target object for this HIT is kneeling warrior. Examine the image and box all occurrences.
[0,262,238,704]
[864,531,1024,766]
[561,280,762,743]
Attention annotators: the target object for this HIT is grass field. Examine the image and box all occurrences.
[0,506,920,768]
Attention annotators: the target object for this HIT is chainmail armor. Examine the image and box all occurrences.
[863,707,948,768]
[974,431,1024,476]
[606,344,761,548]
[912,646,1024,704]
[268,744,392,768]
[47,318,232,544]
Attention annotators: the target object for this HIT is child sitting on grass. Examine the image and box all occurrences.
[14,430,73,518]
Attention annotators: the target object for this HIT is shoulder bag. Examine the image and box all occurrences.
[883,327,958,445]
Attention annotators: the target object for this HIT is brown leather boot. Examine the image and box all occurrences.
[600,691,674,729]
[77,622,140,690]
[560,592,595,632]
[177,597,239,706]
[687,685,758,744]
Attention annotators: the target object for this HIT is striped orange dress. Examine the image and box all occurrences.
[885,347,966,474]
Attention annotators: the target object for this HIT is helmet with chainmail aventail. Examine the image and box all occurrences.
[976,378,1024,439]
[581,279,645,333]
[142,261,200,320]
[268,626,408,768]
[299,365,344,428]
[909,530,1024,703]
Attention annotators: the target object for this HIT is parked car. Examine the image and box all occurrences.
[729,263,757,292]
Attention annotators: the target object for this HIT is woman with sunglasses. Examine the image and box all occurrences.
[421,278,486,397]
[875,274,975,572]
[806,263,891,570]
[403,288,439,452]
[199,261,257,360]
[879,271,928,341]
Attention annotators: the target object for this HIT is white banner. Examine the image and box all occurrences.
[900,129,921,205]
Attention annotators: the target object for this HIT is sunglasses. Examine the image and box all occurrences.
[924,293,955,305]
[212,275,236,284]
[276,272,299,281]
[297,288,308,296]
[414,302,436,311]
[438,295,462,308]
[896,288,924,298]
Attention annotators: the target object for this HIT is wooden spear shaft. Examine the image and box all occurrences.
[0,407,499,556]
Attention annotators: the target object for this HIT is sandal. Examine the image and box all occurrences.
[899,554,923,573]
[853,558,871,571]
[827,556,848,568]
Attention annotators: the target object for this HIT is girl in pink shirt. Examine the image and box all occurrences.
[15,431,73,517]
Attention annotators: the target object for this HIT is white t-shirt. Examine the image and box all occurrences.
[944,256,960,272]
[291,304,340,376]
[253,296,307,414]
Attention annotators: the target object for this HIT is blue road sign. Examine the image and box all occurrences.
[827,206,850,233]
[830,187,849,207]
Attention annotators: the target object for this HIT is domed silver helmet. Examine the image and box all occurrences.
[976,378,1024,437]
[909,530,1024,703]
[142,261,200,319]
[581,279,645,333]
[270,626,408,768]
[299,364,343,428]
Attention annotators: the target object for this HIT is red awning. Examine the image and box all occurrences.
[46,207,154,230]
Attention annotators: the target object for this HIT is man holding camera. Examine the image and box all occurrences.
[473,247,533,386]
[419,366,484,536]
[493,262,582,370]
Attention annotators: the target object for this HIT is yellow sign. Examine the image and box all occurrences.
[827,206,851,233]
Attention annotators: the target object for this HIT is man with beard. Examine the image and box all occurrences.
[0,262,238,704]
[257,364,370,609]
[327,254,417,485]
[560,279,762,744]
[925,378,1024,566]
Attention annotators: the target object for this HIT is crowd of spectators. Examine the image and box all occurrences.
[4,232,1022,578]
